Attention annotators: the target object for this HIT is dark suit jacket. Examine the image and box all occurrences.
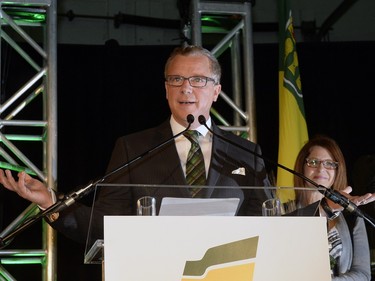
[53,119,271,243]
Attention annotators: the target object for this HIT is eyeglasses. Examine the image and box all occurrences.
[165,75,216,88]
[305,158,339,170]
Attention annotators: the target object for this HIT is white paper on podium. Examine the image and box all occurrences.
[159,197,240,216]
[104,216,331,281]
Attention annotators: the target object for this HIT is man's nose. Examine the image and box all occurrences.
[180,79,193,94]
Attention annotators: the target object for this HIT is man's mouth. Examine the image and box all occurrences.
[179,101,195,104]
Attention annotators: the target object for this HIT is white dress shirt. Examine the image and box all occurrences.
[170,115,213,178]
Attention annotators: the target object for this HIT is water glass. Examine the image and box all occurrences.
[262,198,281,216]
[137,196,156,216]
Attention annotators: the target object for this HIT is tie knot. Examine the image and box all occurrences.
[183,130,200,144]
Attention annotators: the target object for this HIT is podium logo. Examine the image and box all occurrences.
[181,236,259,281]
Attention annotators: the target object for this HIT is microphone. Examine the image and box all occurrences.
[49,114,196,211]
[52,114,195,210]
[198,115,374,226]
[58,113,196,206]
[0,114,196,248]
[94,113,195,185]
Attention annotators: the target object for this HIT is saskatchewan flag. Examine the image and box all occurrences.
[276,0,308,202]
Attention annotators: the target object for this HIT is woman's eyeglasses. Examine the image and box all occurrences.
[305,158,339,170]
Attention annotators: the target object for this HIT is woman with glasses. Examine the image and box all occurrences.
[294,135,372,280]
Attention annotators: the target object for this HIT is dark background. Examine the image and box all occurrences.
[1,41,374,280]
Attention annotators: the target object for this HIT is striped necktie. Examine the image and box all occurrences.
[183,130,206,197]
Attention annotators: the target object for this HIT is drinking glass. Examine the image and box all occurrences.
[262,198,281,216]
[137,196,156,216]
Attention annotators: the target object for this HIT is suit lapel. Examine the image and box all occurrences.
[205,124,229,196]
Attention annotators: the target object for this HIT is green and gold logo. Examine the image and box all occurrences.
[181,236,259,281]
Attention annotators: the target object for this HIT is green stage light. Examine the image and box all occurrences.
[1,6,46,23]
[201,15,241,33]
[1,257,44,265]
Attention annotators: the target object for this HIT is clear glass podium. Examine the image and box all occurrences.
[83,184,325,267]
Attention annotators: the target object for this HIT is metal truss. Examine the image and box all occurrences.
[188,0,257,142]
[0,0,57,280]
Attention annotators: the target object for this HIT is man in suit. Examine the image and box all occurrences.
[0,45,271,244]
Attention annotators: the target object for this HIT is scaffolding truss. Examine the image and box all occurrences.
[189,0,257,142]
[0,0,57,280]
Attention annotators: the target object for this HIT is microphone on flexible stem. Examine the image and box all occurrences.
[48,114,194,212]
[100,113,194,182]
[198,115,375,227]
[0,114,196,248]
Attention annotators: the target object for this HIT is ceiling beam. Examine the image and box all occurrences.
[317,0,359,41]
